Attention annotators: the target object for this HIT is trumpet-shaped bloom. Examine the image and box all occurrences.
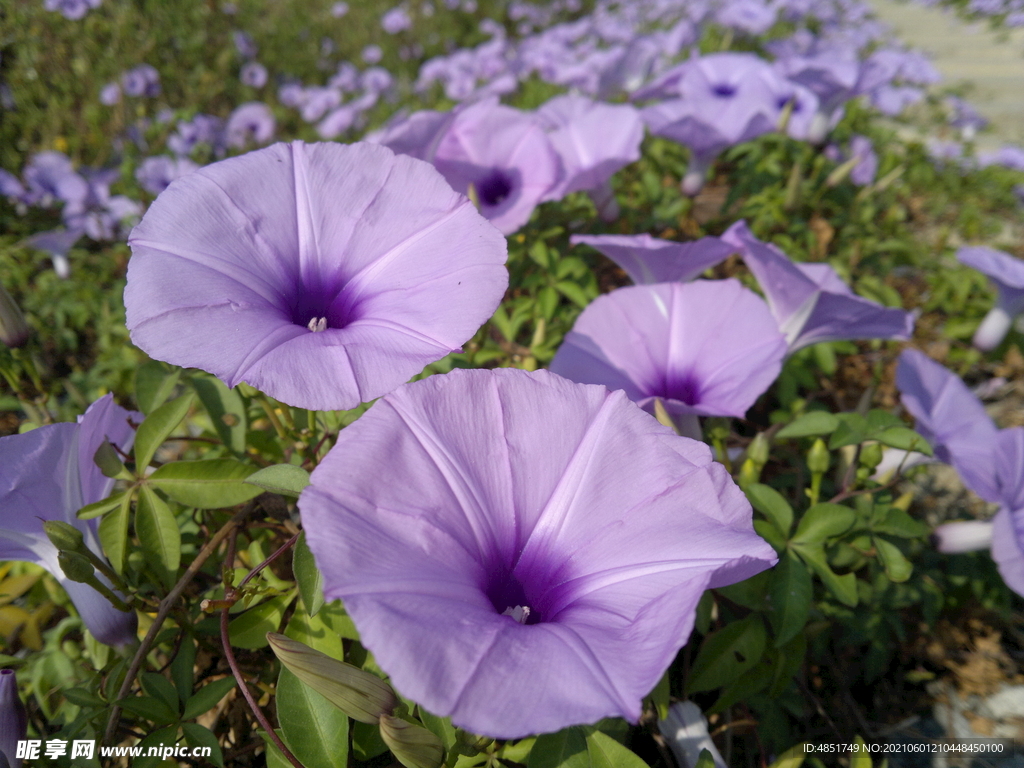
[299,368,777,738]
[550,280,787,420]
[956,246,1024,351]
[896,349,1024,595]
[570,234,734,285]
[125,141,508,410]
[723,221,913,352]
[0,396,138,648]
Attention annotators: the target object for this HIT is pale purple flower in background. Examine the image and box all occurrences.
[331,1,350,16]
[550,279,787,434]
[278,82,307,108]
[125,141,508,410]
[536,95,643,219]
[24,229,82,279]
[723,221,914,352]
[62,168,141,242]
[979,145,1024,172]
[0,668,26,768]
[317,105,358,139]
[428,98,563,234]
[849,134,878,185]
[329,62,361,92]
[382,5,413,33]
[774,46,861,141]
[121,64,160,98]
[135,155,200,195]
[233,30,258,59]
[596,35,665,98]
[240,61,268,88]
[99,81,121,105]
[300,367,777,738]
[0,395,139,648]
[570,233,734,284]
[362,67,394,94]
[44,0,100,20]
[956,246,1024,351]
[225,102,276,148]
[299,87,342,123]
[715,0,777,35]
[362,45,384,64]
[370,108,455,160]
[870,84,924,116]
[0,170,25,201]
[22,152,89,208]
[946,96,988,140]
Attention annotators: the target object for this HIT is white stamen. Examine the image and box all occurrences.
[502,605,531,624]
[307,316,327,333]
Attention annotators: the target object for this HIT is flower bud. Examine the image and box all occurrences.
[380,714,444,768]
[267,632,397,724]
[0,284,29,348]
[0,668,27,768]
[43,520,86,554]
[807,438,830,474]
[859,442,884,470]
[747,433,770,468]
[58,551,95,583]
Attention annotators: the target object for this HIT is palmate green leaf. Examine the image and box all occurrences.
[872,507,929,539]
[140,672,180,716]
[791,543,858,607]
[791,503,855,546]
[245,463,311,498]
[182,723,226,768]
[228,593,294,649]
[116,695,179,725]
[873,536,913,582]
[97,489,133,574]
[554,280,591,308]
[687,615,767,693]
[135,392,194,470]
[182,676,237,721]
[77,489,128,520]
[132,726,181,768]
[277,667,350,768]
[149,458,262,509]
[776,411,840,439]
[134,360,181,415]
[827,413,869,450]
[170,637,196,705]
[769,632,807,697]
[136,485,181,581]
[770,551,812,647]
[746,484,794,536]
[293,532,324,616]
[193,374,247,455]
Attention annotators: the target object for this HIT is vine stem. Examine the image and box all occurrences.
[219,529,303,768]
[103,505,255,744]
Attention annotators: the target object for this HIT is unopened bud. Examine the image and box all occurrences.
[267,632,397,724]
[380,714,444,768]
[58,551,95,583]
[93,440,125,479]
[747,433,770,467]
[737,458,759,489]
[0,283,29,348]
[44,520,86,554]
[807,438,830,474]
[859,442,884,470]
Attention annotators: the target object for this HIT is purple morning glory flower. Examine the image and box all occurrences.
[849,134,878,185]
[715,0,777,35]
[135,155,200,196]
[233,30,258,59]
[22,152,89,208]
[0,668,26,768]
[125,141,508,411]
[62,168,142,242]
[536,95,643,216]
[369,108,456,161]
[550,279,787,427]
[381,6,413,33]
[167,114,223,156]
[299,87,342,123]
[99,81,122,106]
[44,0,100,20]
[331,1,349,16]
[0,170,25,201]
[362,44,384,64]
[24,228,83,278]
[722,221,914,352]
[428,98,563,235]
[240,61,268,88]
[225,102,276,148]
[317,105,358,139]
[121,64,160,98]
[956,246,1024,351]
[0,395,139,648]
[569,233,734,285]
[299,367,777,738]
[979,145,1024,172]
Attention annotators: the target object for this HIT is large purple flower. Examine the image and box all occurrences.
[956,246,1024,351]
[570,233,734,285]
[549,279,787,424]
[300,368,776,738]
[723,221,913,352]
[0,396,138,648]
[125,141,508,410]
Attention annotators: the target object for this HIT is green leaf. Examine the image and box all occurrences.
[182,676,237,721]
[285,605,345,657]
[873,507,929,538]
[62,687,105,708]
[227,594,294,649]
[709,659,772,714]
[140,672,180,717]
[97,490,133,574]
[585,730,649,768]
[791,503,856,546]
[770,552,812,647]
[687,615,767,693]
[418,709,458,751]
[136,485,181,579]
[170,637,196,705]
[277,667,350,768]
[715,570,770,610]
[827,413,869,450]
[149,458,262,509]
[380,714,443,768]
[791,543,858,607]
[554,280,591,308]
[769,632,807,697]
[528,727,589,768]
[776,411,840,439]
[135,392,194,470]
[77,490,127,520]
[874,427,933,456]
[353,720,390,761]
[135,360,181,415]
[746,484,794,536]
[294,532,325,617]
[193,375,248,455]
[753,520,787,553]
[873,536,913,582]
[647,671,670,722]
[865,409,904,432]
[245,463,311,498]
[182,723,226,768]
[116,695,179,725]
[694,750,717,768]
[132,726,181,768]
